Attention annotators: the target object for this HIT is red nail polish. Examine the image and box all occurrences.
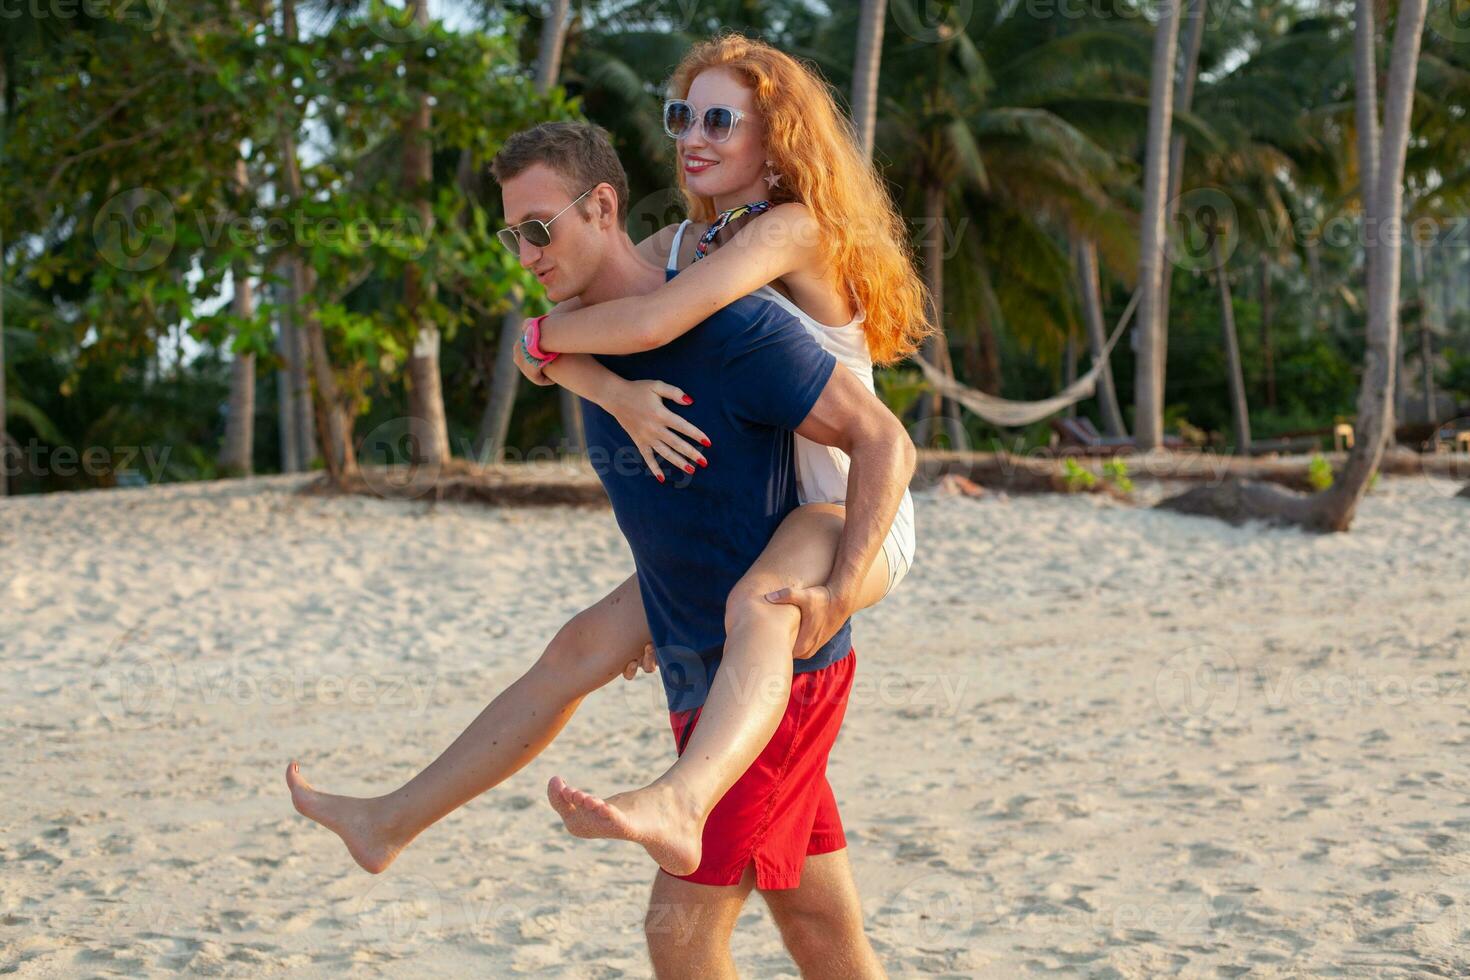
[681,395,693,405]
[697,457,707,468]
[700,438,711,447]
[656,473,665,483]
[684,463,695,474]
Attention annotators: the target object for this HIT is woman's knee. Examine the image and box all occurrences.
[723,579,799,642]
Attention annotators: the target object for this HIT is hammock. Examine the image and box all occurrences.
[914,287,1139,428]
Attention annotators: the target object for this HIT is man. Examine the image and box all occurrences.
[495,121,912,978]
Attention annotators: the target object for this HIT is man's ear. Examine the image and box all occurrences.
[591,183,619,230]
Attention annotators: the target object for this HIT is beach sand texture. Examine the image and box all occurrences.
[4,472,1469,977]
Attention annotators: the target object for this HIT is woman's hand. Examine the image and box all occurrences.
[512,321,555,386]
[606,378,712,479]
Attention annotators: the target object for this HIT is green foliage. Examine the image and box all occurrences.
[1307,454,1333,491]
[1062,457,1097,492]
[1101,457,1133,493]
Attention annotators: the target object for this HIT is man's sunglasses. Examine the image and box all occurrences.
[663,99,748,144]
[497,185,596,256]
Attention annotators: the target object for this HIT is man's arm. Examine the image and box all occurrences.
[788,365,916,638]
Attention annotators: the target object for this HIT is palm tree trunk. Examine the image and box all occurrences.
[475,303,525,461]
[1353,0,1382,434]
[479,0,574,461]
[919,180,965,447]
[219,156,256,477]
[1063,328,1078,419]
[1,224,6,498]
[281,0,353,480]
[1259,255,1276,410]
[1132,0,1183,451]
[1316,0,1430,529]
[851,0,887,157]
[1075,238,1127,437]
[1213,235,1250,453]
[1411,242,1437,423]
[273,271,300,473]
[0,54,7,496]
[401,0,450,464]
[1155,0,1207,402]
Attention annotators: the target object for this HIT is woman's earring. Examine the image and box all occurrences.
[763,159,783,190]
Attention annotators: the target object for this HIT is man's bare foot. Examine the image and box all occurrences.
[286,761,412,874]
[546,776,704,876]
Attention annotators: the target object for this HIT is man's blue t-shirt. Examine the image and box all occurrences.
[580,272,854,713]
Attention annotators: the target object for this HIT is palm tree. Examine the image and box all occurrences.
[1159,0,1431,530]
[1073,238,1127,436]
[1132,0,1184,451]
[279,0,356,480]
[476,0,572,462]
[1153,0,1207,413]
[218,155,257,476]
[851,0,887,157]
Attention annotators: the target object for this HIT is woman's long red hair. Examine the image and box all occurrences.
[669,33,934,366]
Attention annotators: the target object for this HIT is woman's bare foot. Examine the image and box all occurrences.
[546,776,704,876]
[286,761,413,874]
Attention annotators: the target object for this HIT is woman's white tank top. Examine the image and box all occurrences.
[668,221,917,547]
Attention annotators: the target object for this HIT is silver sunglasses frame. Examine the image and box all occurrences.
[497,185,596,254]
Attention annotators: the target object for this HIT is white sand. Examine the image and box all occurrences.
[4,472,1469,977]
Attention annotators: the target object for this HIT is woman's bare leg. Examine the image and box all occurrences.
[287,572,653,873]
[548,503,890,874]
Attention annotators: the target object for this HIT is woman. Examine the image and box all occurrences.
[287,33,930,881]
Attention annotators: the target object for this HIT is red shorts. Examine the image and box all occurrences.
[665,648,855,891]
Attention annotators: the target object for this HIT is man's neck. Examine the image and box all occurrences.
[575,233,664,307]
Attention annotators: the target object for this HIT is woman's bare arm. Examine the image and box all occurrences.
[537,203,822,355]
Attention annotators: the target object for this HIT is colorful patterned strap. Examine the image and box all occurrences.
[693,200,772,261]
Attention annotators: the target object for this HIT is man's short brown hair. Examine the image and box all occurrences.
[490,122,629,224]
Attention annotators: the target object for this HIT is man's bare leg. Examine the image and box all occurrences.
[760,849,886,979]
[287,573,651,873]
[644,865,755,979]
[549,504,890,874]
